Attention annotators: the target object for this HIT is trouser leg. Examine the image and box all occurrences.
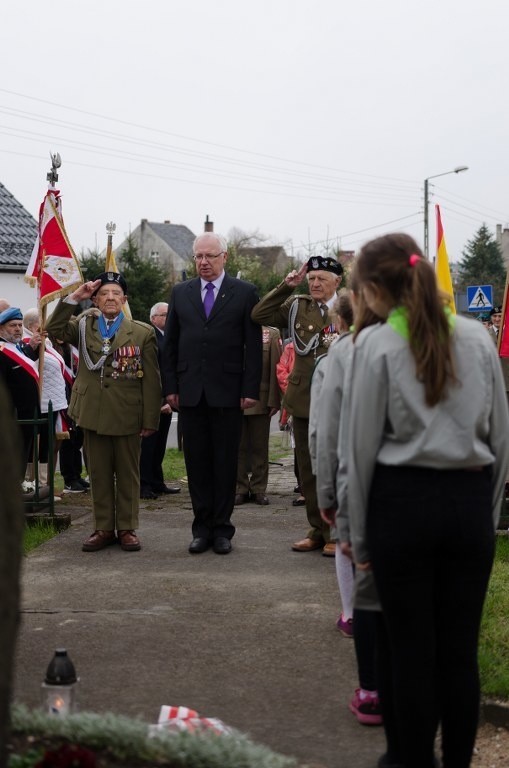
[236,417,250,494]
[293,415,329,542]
[180,398,241,540]
[114,433,141,530]
[368,464,494,768]
[247,413,271,494]
[83,430,115,530]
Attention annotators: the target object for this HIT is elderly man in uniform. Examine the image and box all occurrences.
[46,272,161,552]
[252,255,343,555]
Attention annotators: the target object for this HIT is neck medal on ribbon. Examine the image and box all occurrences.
[99,312,124,354]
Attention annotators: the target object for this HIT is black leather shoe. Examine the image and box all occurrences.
[234,493,249,505]
[140,488,158,499]
[252,493,269,505]
[189,537,210,554]
[213,537,232,554]
[154,485,181,495]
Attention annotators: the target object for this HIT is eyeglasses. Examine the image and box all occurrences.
[154,313,167,317]
[193,252,225,261]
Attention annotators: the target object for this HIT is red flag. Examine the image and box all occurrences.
[25,188,82,307]
[498,277,509,357]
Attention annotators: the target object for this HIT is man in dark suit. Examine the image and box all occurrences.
[163,232,262,555]
[139,301,181,499]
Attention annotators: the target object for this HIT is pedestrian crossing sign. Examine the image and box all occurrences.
[467,285,493,312]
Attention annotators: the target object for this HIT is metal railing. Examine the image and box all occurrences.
[17,400,55,517]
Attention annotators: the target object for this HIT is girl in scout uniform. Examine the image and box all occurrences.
[347,233,509,768]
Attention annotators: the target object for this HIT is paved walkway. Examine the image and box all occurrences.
[14,456,386,768]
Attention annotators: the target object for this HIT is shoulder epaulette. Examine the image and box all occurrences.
[131,320,153,332]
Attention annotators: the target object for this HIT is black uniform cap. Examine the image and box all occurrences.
[306,256,343,276]
[92,272,128,296]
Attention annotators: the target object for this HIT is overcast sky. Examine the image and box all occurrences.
[1,0,508,265]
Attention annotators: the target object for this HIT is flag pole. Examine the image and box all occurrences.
[37,152,62,391]
[103,221,131,318]
[105,221,116,271]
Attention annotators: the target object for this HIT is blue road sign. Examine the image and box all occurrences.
[467,285,493,313]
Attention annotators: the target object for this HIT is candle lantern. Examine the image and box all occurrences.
[41,648,79,715]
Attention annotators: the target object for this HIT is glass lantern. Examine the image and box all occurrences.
[41,648,79,715]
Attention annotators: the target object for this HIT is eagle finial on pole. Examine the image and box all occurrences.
[46,152,61,186]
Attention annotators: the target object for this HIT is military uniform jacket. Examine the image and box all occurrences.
[46,301,161,436]
[251,281,335,418]
[244,326,281,416]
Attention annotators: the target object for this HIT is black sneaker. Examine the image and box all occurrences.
[78,478,90,489]
[62,481,86,494]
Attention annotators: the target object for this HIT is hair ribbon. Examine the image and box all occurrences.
[409,254,421,267]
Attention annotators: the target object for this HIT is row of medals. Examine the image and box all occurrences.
[101,337,144,379]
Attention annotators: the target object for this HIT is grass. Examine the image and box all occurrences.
[161,447,186,483]
[23,520,59,555]
[479,534,509,699]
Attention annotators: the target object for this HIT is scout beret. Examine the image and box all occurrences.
[490,306,502,316]
[306,256,343,276]
[92,272,128,296]
[0,307,23,324]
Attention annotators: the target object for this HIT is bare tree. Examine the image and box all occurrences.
[227,227,269,252]
[0,380,24,766]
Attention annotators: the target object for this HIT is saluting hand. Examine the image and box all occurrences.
[284,262,308,288]
[70,279,102,302]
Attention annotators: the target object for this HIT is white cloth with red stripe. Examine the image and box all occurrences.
[149,705,232,736]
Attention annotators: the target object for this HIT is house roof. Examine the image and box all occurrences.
[147,222,195,257]
[0,182,38,269]
[238,245,290,270]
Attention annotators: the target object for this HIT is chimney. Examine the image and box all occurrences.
[164,220,171,224]
[204,215,214,232]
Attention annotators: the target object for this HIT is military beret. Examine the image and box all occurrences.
[92,272,128,296]
[490,306,502,316]
[0,307,23,324]
[306,256,343,276]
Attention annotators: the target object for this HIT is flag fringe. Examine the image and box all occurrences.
[38,281,83,308]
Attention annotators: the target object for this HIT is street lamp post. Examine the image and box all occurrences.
[423,165,468,259]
